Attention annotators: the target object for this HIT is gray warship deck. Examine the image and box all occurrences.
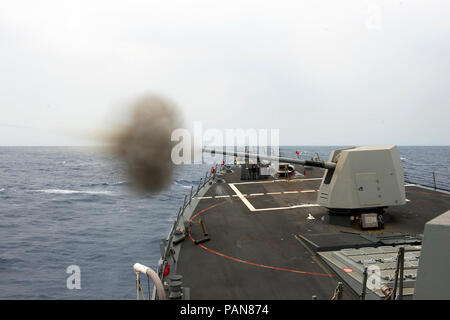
[170,165,450,300]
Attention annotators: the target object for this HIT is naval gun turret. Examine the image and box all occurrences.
[205,145,406,228]
[317,146,405,211]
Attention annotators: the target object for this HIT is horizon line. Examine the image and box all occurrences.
[0,144,449,147]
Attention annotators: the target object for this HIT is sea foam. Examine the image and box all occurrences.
[36,189,115,196]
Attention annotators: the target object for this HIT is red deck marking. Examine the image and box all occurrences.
[188,199,336,278]
[189,198,241,221]
[342,268,354,273]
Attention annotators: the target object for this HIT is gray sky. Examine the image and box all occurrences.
[0,0,449,146]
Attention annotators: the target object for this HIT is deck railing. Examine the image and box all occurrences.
[159,164,220,280]
[134,165,221,300]
[404,170,449,192]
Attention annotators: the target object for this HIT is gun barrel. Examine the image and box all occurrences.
[203,148,336,169]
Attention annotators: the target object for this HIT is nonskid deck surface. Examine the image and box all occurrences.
[174,165,450,299]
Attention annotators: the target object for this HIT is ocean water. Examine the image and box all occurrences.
[280,146,450,191]
[0,146,448,299]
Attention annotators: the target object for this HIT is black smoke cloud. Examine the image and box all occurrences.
[111,95,183,193]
